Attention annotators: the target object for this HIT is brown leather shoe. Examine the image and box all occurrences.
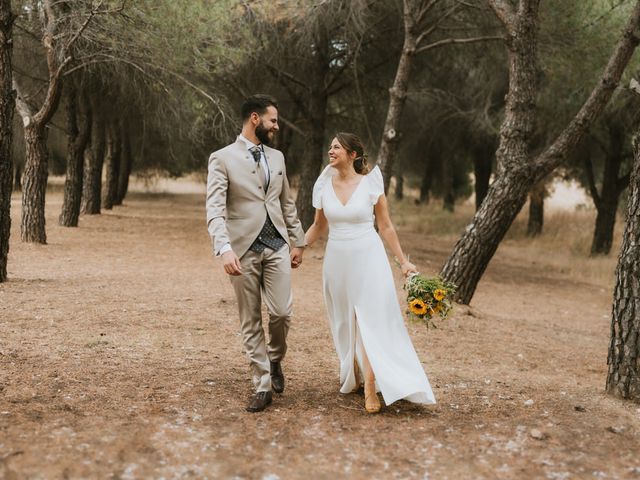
[246,391,273,412]
[270,361,285,393]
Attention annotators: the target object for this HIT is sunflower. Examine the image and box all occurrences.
[432,303,442,314]
[433,289,447,301]
[409,298,428,316]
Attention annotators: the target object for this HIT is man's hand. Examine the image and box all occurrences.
[290,247,304,268]
[222,250,242,276]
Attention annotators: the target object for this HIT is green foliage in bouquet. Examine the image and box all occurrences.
[404,273,457,328]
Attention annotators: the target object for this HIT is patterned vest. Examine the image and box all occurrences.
[249,214,286,253]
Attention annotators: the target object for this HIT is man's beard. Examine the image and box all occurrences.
[255,122,274,146]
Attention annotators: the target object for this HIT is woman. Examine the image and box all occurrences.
[305,132,436,413]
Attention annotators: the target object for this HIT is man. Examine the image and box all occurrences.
[206,94,306,412]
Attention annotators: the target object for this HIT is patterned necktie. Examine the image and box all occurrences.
[250,146,268,188]
[250,146,262,163]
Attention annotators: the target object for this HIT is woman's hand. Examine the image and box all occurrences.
[401,260,418,277]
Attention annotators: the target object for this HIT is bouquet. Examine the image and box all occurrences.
[403,273,456,328]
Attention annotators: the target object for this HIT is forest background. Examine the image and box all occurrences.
[2,0,640,478]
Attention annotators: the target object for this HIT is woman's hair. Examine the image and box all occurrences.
[335,132,370,175]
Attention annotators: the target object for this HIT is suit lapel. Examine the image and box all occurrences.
[263,151,271,192]
[233,140,265,199]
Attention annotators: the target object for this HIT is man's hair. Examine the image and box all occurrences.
[241,94,278,121]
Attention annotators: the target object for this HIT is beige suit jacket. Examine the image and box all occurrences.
[206,137,305,258]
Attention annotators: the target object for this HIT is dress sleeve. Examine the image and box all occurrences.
[368,165,384,205]
[312,165,336,209]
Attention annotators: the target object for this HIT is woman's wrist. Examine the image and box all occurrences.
[395,256,407,267]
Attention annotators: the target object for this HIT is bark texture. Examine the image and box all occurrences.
[14,0,70,243]
[13,163,20,191]
[293,25,329,230]
[115,125,132,205]
[606,132,640,401]
[59,81,91,227]
[295,94,327,229]
[21,124,49,243]
[441,0,540,303]
[0,0,14,282]
[376,0,417,193]
[473,143,493,210]
[103,119,121,210]
[442,157,455,212]
[82,96,105,215]
[419,155,433,204]
[586,123,629,255]
[526,181,545,237]
[395,174,404,200]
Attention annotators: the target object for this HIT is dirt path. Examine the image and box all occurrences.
[1,191,639,479]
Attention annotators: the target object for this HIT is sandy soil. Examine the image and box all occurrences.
[1,190,639,480]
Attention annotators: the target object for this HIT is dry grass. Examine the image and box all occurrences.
[390,197,621,286]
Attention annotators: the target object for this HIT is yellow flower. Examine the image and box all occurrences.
[433,289,446,301]
[432,303,442,314]
[409,299,428,316]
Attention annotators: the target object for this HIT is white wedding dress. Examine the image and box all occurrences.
[312,165,436,406]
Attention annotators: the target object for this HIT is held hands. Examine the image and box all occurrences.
[290,247,304,268]
[222,250,242,276]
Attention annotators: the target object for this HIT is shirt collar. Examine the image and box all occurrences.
[238,134,262,152]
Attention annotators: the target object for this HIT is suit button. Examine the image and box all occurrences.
[251,171,256,174]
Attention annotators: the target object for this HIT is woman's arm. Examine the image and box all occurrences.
[304,208,329,247]
[374,194,417,276]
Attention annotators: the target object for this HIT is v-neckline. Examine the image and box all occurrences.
[331,175,365,207]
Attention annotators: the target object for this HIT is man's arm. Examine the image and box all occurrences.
[206,153,231,254]
[279,162,306,248]
[206,153,242,275]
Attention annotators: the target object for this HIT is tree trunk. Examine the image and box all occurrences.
[13,162,20,191]
[394,174,404,200]
[591,124,625,255]
[21,123,48,243]
[606,132,640,401]
[442,157,455,212]
[275,118,295,170]
[82,98,105,215]
[442,167,533,303]
[0,0,14,282]
[59,81,91,227]
[294,24,330,230]
[295,100,327,229]
[527,181,545,237]
[419,156,432,204]
[102,119,121,210]
[115,124,132,205]
[376,0,417,193]
[441,0,540,304]
[592,199,619,255]
[473,144,493,211]
[14,0,67,244]
[440,0,640,304]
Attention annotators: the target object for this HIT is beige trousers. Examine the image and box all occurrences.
[230,245,292,392]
